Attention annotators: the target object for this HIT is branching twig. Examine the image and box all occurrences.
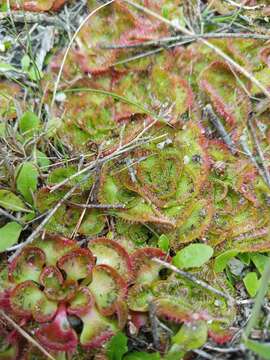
[0,208,24,225]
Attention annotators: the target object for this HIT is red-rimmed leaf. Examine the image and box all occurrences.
[79,305,117,348]
[40,266,77,302]
[10,281,57,322]
[114,300,129,329]
[131,248,170,285]
[68,286,94,316]
[57,248,95,282]
[88,265,127,316]
[32,234,78,266]
[36,303,78,351]
[88,238,133,282]
[155,297,210,324]
[9,247,46,284]
[74,2,136,74]
[127,283,154,312]
[208,323,235,345]
[200,61,251,142]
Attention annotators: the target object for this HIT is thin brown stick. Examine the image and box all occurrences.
[67,202,126,209]
[0,310,56,360]
[204,343,244,353]
[203,104,237,155]
[102,32,270,49]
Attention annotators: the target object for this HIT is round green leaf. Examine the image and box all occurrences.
[19,111,40,137]
[172,321,208,350]
[173,244,213,269]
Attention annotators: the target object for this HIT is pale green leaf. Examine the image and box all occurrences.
[107,332,128,360]
[158,234,169,252]
[16,162,39,203]
[172,321,208,350]
[19,111,40,137]
[251,254,269,275]
[245,339,270,359]
[243,272,260,298]
[214,250,239,273]
[0,222,22,252]
[173,244,213,269]
[0,189,28,212]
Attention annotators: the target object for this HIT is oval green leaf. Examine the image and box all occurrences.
[16,162,39,204]
[245,339,270,359]
[243,272,260,298]
[173,244,213,269]
[0,189,28,212]
[214,250,239,273]
[0,222,22,252]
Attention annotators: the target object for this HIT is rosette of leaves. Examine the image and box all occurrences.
[206,140,270,252]
[0,234,133,357]
[127,248,236,351]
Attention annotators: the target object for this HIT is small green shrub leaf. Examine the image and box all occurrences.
[0,222,22,252]
[243,272,260,297]
[35,150,51,168]
[251,254,269,275]
[19,111,40,137]
[0,189,28,212]
[16,162,39,203]
[214,250,239,273]
[173,244,213,269]
[107,331,128,360]
[158,234,169,252]
[172,321,208,350]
